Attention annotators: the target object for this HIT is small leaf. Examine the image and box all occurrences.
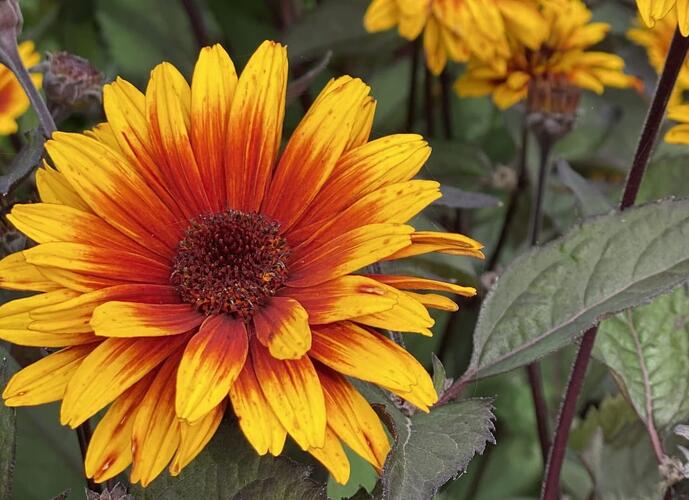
[0,358,15,500]
[595,287,689,430]
[569,394,638,452]
[380,398,495,500]
[468,198,689,379]
[431,353,447,396]
[131,421,326,500]
[556,159,612,217]
[434,185,502,209]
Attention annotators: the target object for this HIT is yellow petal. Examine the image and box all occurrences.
[0,252,60,292]
[254,297,311,360]
[170,400,226,476]
[90,301,202,338]
[364,0,399,33]
[307,426,350,485]
[35,163,91,212]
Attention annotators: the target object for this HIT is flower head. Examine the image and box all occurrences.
[363,0,546,75]
[0,42,483,486]
[455,0,642,109]
[636,0,689,37]
[0,40,41,134]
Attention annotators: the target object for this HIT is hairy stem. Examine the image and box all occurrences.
[541,26,689,500]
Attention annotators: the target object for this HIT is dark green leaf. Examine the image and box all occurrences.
[468,198,689,379]
[0,130,44,197]
[434,185,502,209]
[595,287,689,430]
[131,421,325,500]
[381,399,495,500]
[0,358,15,500]
[431,353,447,396]
[637,154,689,204]
[556,159,612,217]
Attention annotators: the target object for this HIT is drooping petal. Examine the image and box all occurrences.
[262,77,371,231]
[176,315,248,422]
[405,291,458,311]
[3,344,95,406]
[317,367,390,470]
[253,296,311,360]
[191,45,238,210]
[251,340,326,450]
[170,401,225,476]
[363,0,399,32]
[307,426,350,485]
[225,41,287,212]
[130,352,183,487]
[229,355,287,456]
[383,231,485,261]
[310,322,437,411]
[85,374,154,483]
[368,274,477,297]
[35,164,91,212]
[60,335,188,427]
[288,224,413,288]
[285,275,397,324]
[146,62,211,215]
[91,301,203,338]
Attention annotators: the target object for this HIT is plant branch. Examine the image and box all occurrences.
[179,0,209,48]
[440,67,453,140]
[541,26,689,500]
[406,39,420,132]
[424,66,435,137]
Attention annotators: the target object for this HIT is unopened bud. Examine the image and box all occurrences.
[86,483,133,500]
[35,52,103,115]
[526,74,581,146]
[0,0,21,53]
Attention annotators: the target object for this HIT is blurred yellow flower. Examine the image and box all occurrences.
[455,0,642,109]
[636,0,689,37]
[628,11,689,103]
[363,0,546,75]
[0,40,41,134]
[665,104,689,143]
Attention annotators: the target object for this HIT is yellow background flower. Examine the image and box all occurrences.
[0,41,483,486]
[0,41,42,134]
[636,0,689,36]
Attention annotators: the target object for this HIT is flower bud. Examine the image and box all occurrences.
[526,74,581,146]
[35,51,103,115]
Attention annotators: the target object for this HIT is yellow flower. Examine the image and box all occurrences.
[628,11,689,103]
[665,104,689,143]
[363,0,547,75]
[0,42,484,486]
[636,0,689,37]
[455,0,642,109]
[0,41,42,134]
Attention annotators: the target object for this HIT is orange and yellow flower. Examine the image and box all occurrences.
[0,41,41,134]
[636,0,689,36]
[455,0,642,109]
[363,0,546,75]
[0,42,483,486]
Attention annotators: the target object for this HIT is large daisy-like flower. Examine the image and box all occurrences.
[0,42,483,486]
[363,0,546,75]
[636,0,689,36]
[0,40,41,134]
[455,0,642,109]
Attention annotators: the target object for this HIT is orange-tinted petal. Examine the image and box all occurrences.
[85,374,154,483]
[253,296,311,360]
[405,291,458,311]
[0,252,60,292]
[352,285,434,336]
[229,355,287,456]
[176,315,248,422]
[60,335,188,427]
[226,41,287,212]
[170,401,226,476]
[91,301,202,338]
[191,45,237,210]
[263,77,371,231]
[384,231,485,260]
[3,344,94,406]
[368,274,477,297]
[252,340,326,450]
[285,275,397,324]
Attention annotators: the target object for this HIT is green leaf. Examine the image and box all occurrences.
[131,421,326,500]
[434,185,502,209]
[0,358,15,500]
[381,399,495,500]
[468,198,689,379]
[595,287,689,430]
[96,0,196,83]
[556,159,612,217]
[569,394,638,452]
[637,154,689,204]
[431,353,448,396]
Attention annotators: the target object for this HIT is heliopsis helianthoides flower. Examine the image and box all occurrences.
[0,41,484,486]
[455,0,642,109]
[363,0,547,75]
[628,11,689,103]
[0,40,42,134]
[636,0,689,36]
[663,103,689,143]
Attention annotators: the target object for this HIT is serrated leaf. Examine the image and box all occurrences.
[434,185,502,209]
[570,394,638,452]
[595,287,689,430]
[556,159,612,217]
[468,198,689,379]
[131,421,325,500]
[637,154,689,204]
[381,399,495,500]
[431,353,447,396]
[0,359,15,500]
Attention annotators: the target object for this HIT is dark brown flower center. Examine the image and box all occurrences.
[171,209,290,320]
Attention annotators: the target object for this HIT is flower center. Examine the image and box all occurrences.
[171,210,290,320]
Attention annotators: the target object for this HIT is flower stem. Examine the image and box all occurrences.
[406,39,420,132]
[541,26,689,500]
[424,66,435,137]
[76,419,100,493]
[440,67,453,140]
[179,0,209,48]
